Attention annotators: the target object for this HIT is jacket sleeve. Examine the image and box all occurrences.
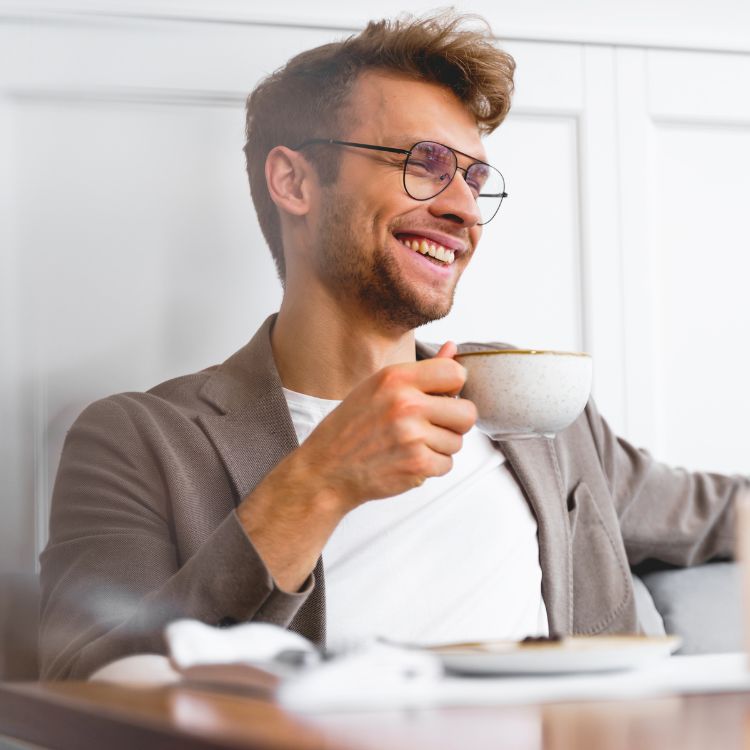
[39,396,313,680]
[584,398,749,567]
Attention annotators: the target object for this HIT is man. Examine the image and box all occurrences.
[39,12,746,680]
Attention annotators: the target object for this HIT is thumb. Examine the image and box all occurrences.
[435,341,458,359]
[431,341,465,397]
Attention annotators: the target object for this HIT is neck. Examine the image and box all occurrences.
[272,289,416,400]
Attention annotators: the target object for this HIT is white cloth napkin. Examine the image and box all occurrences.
[166,619,318,671]
[164,619,442,710]
[277,639,443,711]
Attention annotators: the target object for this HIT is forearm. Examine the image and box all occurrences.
[237,451,347,592]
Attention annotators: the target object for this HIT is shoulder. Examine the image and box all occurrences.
[71,365,222,439]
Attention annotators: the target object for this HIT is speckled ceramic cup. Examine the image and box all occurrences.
[455,350,593,440]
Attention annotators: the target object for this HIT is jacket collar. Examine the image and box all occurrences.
[197,314,299,500]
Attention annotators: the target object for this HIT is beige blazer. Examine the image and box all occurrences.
[39,315,745,679]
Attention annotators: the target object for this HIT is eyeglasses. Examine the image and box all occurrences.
[292,139,508,225]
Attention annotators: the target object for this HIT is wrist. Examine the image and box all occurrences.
[238,448,348,532]
[235,449,348,592]
[281,445,352,518]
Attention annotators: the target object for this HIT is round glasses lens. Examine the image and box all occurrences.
[467,162,506,225]
[403,141,457,200]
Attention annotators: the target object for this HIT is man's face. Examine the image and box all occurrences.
[309,71,485,332]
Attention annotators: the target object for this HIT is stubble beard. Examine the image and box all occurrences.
[314,193,458,332]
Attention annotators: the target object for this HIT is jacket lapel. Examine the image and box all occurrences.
[196,314,326,643]
[197,314,298,500]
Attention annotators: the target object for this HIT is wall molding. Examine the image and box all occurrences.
[10,87,245,107]
[3,0,750,55]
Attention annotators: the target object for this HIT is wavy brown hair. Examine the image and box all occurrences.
[244,11,516,282]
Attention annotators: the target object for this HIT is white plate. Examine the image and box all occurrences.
[428,635,682,676]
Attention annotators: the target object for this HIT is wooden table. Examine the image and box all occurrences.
[2,681,750,750]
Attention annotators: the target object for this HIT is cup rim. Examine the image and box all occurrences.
[454,349,591,359]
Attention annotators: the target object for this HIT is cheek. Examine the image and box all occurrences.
[470,225,483,251]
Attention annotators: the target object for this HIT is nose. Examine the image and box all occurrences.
[427,170,482,228]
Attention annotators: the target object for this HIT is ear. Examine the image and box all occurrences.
[265,146,316,217]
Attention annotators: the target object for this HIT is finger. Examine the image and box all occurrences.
[423,423,464,456]
[408,444,454,481]
[434,341,457,359]
[429,451,454,478]
[410,357,467,395]
[423,393,478,434]
[433,342,462,395]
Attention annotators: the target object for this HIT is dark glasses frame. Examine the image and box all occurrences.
[292,138,508,225]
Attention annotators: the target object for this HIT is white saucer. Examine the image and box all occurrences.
[427,635,682,676]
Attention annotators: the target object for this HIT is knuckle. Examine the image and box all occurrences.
[378,365,406,391]
[407,446,432,476]
[388,392,423,422]
[433,358,463,385]
[392,419,421,445]
[437,358,466,384]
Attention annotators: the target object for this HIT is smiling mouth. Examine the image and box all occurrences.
[395,234,456,266]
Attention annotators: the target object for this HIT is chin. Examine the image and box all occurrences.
[373,294,455,332]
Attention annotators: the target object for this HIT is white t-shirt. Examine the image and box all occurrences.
[283,386,548,646]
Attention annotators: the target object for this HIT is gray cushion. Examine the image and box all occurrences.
[631,574,666,636]
[640,562,742,654]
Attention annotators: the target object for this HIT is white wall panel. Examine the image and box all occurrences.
[617,47,750,471]
[15,98,284,552]
[652,124,750,473]
[648,50,750,123]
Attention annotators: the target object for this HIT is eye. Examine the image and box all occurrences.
[465,163,490,196]
[406,142,454,181]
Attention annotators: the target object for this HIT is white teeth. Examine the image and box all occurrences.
[399,236,456,265]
